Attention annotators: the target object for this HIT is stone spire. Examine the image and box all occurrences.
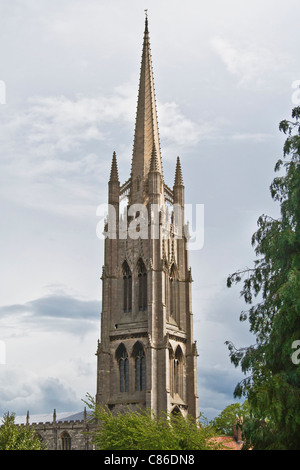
[97,15,199,422]
[130,15,163,203]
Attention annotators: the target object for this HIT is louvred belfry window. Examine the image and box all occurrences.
[116,343,129,392]
[174,346,184,398]
[123,261,132,313]
[137,258,147,311]
[132,342,146,391]
[169,264,177,319]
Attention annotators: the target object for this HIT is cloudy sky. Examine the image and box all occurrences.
[0,0,299,421]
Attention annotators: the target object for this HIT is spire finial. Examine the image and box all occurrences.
[144,9,148,31]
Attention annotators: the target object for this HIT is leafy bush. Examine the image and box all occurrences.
[210,401,249,436]
[84,394,222,450]
[0,412,44,450]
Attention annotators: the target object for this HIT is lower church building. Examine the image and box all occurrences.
[16,15,199,450]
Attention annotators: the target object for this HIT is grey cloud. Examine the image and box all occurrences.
[197,366,246,420]
[0,294,100,335]
[28,295,99,320]
[0,369,80,416]
[199,366,243,399]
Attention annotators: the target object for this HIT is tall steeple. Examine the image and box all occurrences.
[130,15,163,204]
[97,15,199,421]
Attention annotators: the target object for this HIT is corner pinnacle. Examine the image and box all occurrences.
[109,151,119,182]
[149,144,160,173]
[174,156,184,186]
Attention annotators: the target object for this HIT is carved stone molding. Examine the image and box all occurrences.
[109,332,148,342]
[168,334,187,344]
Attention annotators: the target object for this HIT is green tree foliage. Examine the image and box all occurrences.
[0,412,44,450]
[210,401,249,436]
[84,394,222,450]
[226,107,300,449]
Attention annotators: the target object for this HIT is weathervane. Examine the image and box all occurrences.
[144,9,148,19]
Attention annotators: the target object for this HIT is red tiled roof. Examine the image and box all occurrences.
[211,436,243,450]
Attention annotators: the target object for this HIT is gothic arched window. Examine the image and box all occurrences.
[122,261,132,313]
[169,264,177,320]
[132,342,146,391]
[61,432,71,450]
[174,346,184,398]
[116,343,129,392]
[169,344,175,396]
[137,258,147,311]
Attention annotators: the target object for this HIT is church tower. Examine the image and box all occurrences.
[96,16,199,418]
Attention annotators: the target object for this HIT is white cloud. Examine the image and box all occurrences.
[24,93,134,155]
[0,88,136,159]
[0,89,213,215]
[211,36,284,88]
[159,101,218,149]
[230,132,273,142]
[0,90,137,215]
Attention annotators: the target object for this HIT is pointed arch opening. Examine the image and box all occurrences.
[137,258,147,311]
[116,343,129,393]
[169,344,175,396]
[132,341,146,392]
[169,264,177,320]
[174,345,184,398]
[61,431,72,450]
[122,260,132,313]
[171,405,182,417]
